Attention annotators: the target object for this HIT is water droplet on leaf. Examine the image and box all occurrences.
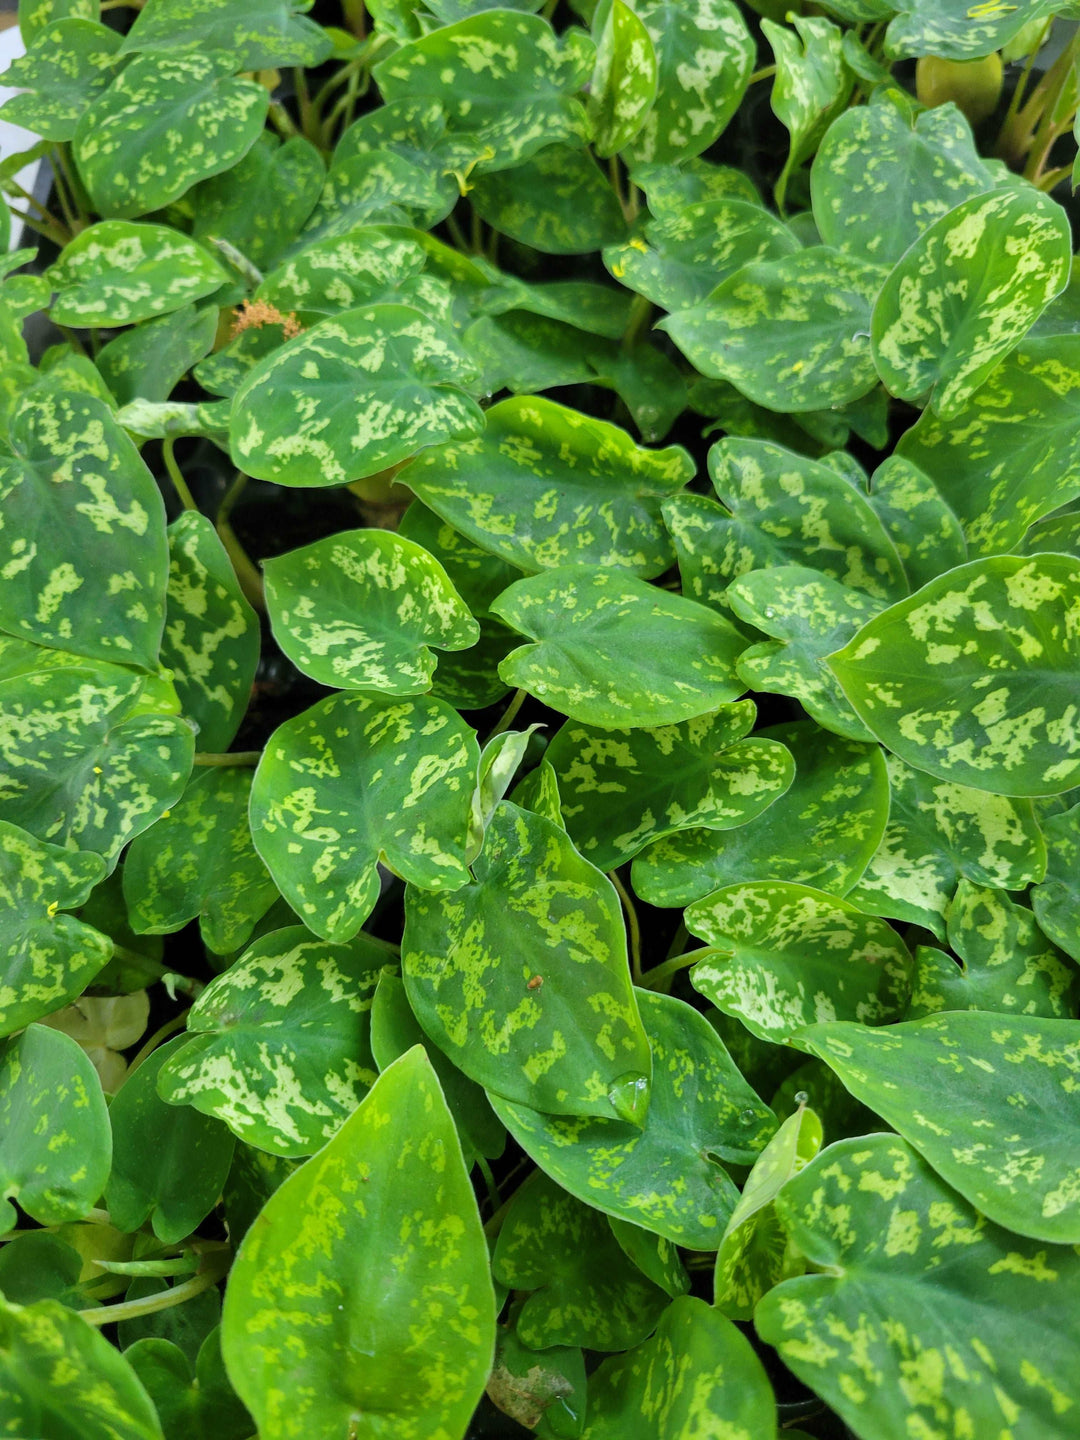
[608,1071,649,1126]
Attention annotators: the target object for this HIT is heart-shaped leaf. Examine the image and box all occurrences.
[191,133,325,272]
[1032,802,1080,962]
[471,145,626,255]
[250,691,477,942]
[120,0,332,70]
[257,224,427,322]
[884,0,1062,60]
[47,222,228,327]
[125,1331,252,1440]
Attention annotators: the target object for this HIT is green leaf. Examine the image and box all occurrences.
[250,692,477,943]
[588,0,657,158]
[492,565,746,727]
[159,512,260,755]
[373,12,593,175]
[0,1298,163,1440]
[713,1102,822,1320]
[120,0,332,70]
[0,388,168,668]
[0,819,108,1038]
[19,0,99,46]
[871,187,1071,420]
[403,800,651,1122]
[764,14,848,198]
[0,1231,88,1309]
[401,396,691,578]
[687,882,912,1042]
[73,52,269,219]
[370,972,504,1167]
[0,1025,111,1233]
[257,224,428,322]
[0,17,122,142]
[580,1295,777,1440]
[491,989,777,1249]
[884,0,1064,60]
[486,1328,585,1438]
[106,1035,235,1244]
[606,1216,689,1299]
[546,703,794,871]
[493,1171,668,1351]
[1032,802,1080,962]
[191,133,325,272]
[797,1012,1080,1243]
[846,753,1048,938]
[158,925,393,1156]
[810,87,995,267]
[96,305,218,408]
[123,768,277,955]
[471,145,626,255]
[631,721,889,907]
[661,247,885,414]
[230,304,484,487]
[622,0,753,167]
[756,1134,1080,1440]
[125,1331,253,1440]
[865,454,967,592]
[828,554,1080,796]
[47,222,228,328]
[728,565,886,740]
[605,198,797,312]
[631,156,761,215]
[896,336,1080,556]
[221,1046,496,1440]
[906,879,1078,1020]
[264,527,479,695]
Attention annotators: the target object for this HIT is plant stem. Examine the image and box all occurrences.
[4,202,70,248]
[162,439,197,512]
[110,944,205,1001]
[608,870,642,984]
[194,750,262,767]
[97,1256,199,1278]
[124,1011,191,1079]
[609,154,633,224]
[268,101,300,140]
[621,292,654,351]
[216,472,265,611]
[639,946,717,993]
[79,1249,230,1326]
[748,63,776,85]
[485,688,527,741]
[476,1157,501,1214]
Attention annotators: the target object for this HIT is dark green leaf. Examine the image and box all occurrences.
[587,0,657,157]
[96,305,218,407]
[471,145,626,254]
[125,1330,252,1440]
[0,1231,88,1309]
[191,133,325,272]
[1032,801,1080,962]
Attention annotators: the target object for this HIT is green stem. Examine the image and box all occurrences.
[639,946,717,993]
[79,1250,230,1326]
[608,154,633,224]
[124,1012,190,1080]
[194,750,261,767]
[4,202,71,248]
[216,473,265,612]
[621,292,654,352]
[485,688,527,742]
[268,101,299,140]
[96,1257,199,1278]
[608,870,643,985]
[476,1157,501,1215]
[665,919,689,961]
[162,439,197,512]
[444,211,470,252]
[749,63,776,84]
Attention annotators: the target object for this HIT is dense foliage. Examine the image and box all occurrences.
[2,0,1080,1435]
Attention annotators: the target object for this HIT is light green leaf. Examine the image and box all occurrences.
[250,691,477,943]
[884,0,1064,60]
[907,879,1078,1020]
[491,989,777,1249]
[403,800,651,1123]
[728,565,886,740]
[401,396,692,578]
[19,0,99,46]
[846,753,1048,938]
[492,565,746,727]
[896,336,1080,556]
[106,1035,235,1244]
[828,554,1080,796]
[588,0,657,158]
[493,1171,668,1351]
[372,12,592,175]
[0,819,108,1039]
[581,1295,777,1440]
[0,1298,163,1440]
[120,0,332,69]
[123,767,277,955]
[605,197,797,312]
[264,527,479,696]
[865,454,967,592]
[546,703,794,871]
[0,643,194,864]
[471,145,626,255]
[47,221,228,328]
[1032,802,1080,962]
[256,224,427,322]
[630,156,761,215]
[797,1012,1080,1243]
[631,721,889,907]
[467,727,538,862]
[810,88,995,266]
[1021,508,1080,561]
[756,1134,1080,1440]
[661,247,885,413]
[230,304,484,487]
[158,925,393,1156]
[0,388,168,668]
[0,1025,111,1233]
[159,512,260,756]
[191,133,325,272]
[221,1047,495,1440]
[96,305,218,408]
[687,881,912,1042]
[0,17,121,141]
[713,1101,822,1320]
[511,757,564,830]
[622,0,753,166]
[73,52,268,219]
[871,187,1071,420]
[764,14,848,198]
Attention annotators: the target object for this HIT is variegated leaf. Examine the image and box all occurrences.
[470,145,626,255]
[631,156,762,216]
[256,224,427,322]
[403,801,652,1123]
[158,925,395,1156]
[96,304,218,407]
[1032,802,1080,962]
[865,454,967,591]
[587,0,657,159]
[828,554,1080,796]
[884,0,1063,60]
[490,989,777,1249]
[797,1012,1080,1242]
[0,16,121,141]
[249,691,477,943]
[687,881,912,1042]
[119,0,332,69]
[764,14,848,197]
[871,187,1071,420]
[191,132,325,272]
